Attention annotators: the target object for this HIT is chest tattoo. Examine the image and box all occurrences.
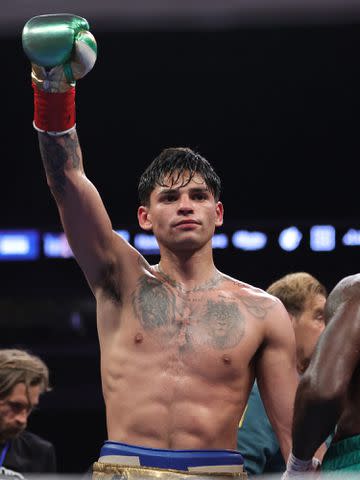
[131,274,246,350]
[132,276,177,331]
[201,300,245,349]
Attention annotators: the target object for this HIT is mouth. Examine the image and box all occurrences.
[174,220,200,228]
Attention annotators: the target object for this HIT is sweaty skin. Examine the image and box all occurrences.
[38,130,298,458]
[293,274,360,460]
[100,267,287,450]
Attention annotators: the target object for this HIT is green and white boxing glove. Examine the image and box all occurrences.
[22,13,97,134]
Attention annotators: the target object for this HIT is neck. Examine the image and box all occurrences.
[157,254,221,293]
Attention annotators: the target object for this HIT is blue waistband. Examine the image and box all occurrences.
[100,441,244,470]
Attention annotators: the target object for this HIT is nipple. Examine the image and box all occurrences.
[134,333,144,344]
[222,354,232,365]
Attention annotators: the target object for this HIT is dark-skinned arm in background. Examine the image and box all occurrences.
[292,273,360,460]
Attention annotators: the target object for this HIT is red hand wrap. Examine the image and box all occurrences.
[33,83,76,132]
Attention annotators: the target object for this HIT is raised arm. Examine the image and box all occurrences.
[255,298,298,464]
[23,14,139,290]
[292,274,360,460]
[38,130,119,288]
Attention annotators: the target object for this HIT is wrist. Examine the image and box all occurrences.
[31,64,75,94]
[33,83,76,133]
[286,452,313,472]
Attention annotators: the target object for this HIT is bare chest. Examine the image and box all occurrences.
[130,275,258,355]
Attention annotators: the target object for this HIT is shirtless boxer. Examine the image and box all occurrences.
[286,273,360,475]
[22,14,299,479]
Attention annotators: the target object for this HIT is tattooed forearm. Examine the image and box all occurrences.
[38,131,82,196]
[39,134,66,195]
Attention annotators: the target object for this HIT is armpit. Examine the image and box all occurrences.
[99,261,122,304]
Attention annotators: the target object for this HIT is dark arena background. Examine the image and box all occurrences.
[1,0,359,474]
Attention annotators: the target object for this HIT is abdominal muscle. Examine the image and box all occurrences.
[100,334,248,450]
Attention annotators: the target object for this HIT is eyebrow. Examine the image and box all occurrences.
[8,400,37,411]
[157,186,210,195]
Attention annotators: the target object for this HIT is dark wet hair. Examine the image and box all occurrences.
[138,147,221,206]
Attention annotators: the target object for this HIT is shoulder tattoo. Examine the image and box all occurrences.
[241,296,274,320]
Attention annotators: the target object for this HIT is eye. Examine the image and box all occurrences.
[159,192,178,203]
[192,192,208,201]
[164,194,177,202]
[8,401,35,414]
[9,402,25,413]
[314,312,325,322]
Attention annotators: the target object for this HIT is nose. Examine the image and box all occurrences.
[178,194,194,214]
[14,410,28,427]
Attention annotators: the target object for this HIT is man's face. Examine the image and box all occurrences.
[138,173,223,251]
[292,293,327,374]
[0,383,41,442]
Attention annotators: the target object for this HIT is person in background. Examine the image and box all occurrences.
[237,272,327,475]
[0,349,56,477]
[289,273,360,474]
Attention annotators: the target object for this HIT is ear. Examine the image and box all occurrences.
[215,201,224,227]
[138,205,153,231]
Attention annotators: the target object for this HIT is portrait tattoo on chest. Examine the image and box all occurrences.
[202,299,245,349]
[132,272,246,350]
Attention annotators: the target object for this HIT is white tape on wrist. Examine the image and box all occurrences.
[286,452,313,472]
[33,121,76,136]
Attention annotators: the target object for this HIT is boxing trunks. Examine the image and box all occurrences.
[322,434,360,472]
[93,440,247,479]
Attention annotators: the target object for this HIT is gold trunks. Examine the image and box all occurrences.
[93,462,248,479]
